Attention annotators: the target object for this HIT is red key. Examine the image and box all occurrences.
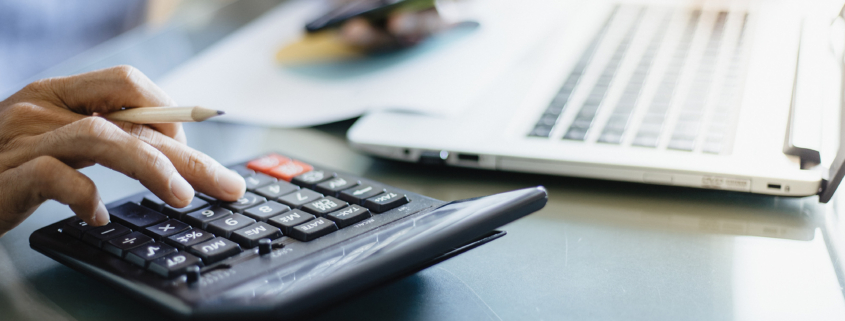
[267,161,313,181]
[247,154,291,173]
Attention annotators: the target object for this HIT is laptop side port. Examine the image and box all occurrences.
[767,183,782,190]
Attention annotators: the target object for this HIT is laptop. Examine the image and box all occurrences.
[347,0,845,202]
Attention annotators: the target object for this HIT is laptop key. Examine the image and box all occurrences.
[109,202,167,230]
[149,252,204,278]
[166,229,215,250]
[315,176,360,197]
[103,232,153,257]
[364,191,410,213]
[230,222,283,248]
[82,222,131,247]
[223,192,266,213]
[189,238,243,264]
[291,170,334,188]
[125,242,177,268]
[326,205,372,228]
[289,217,338,242]
[183,206,233,229]
[301,196,347,216]
[339,185,385,205]
[267,209,315,234]
[163,198,209,220]
[243,201,290,222]
[206,213,255,238]
[145,219,191,241]
[62,217,97,239]
[254,181,299,200]
[277,189,322,208]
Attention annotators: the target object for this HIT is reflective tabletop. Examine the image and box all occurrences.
[2,1,845,320]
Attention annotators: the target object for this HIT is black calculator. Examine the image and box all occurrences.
[30,153,547,320]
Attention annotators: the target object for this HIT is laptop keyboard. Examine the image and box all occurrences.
[60,153,411,278]
[529,5,749,155]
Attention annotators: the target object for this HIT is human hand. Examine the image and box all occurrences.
[0,65,246,237]
[339,7,446,51]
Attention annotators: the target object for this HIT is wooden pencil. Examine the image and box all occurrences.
[104,106,224,124]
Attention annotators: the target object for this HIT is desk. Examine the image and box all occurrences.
[2,1,845,320]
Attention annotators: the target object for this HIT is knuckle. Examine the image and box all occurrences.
[27,156,62,184]
[183,151,213,177]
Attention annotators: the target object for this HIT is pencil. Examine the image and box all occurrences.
[104,106,224,124]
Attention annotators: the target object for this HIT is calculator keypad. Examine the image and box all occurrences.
[60,153,412,279]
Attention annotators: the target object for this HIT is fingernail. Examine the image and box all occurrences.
[93,200,109,226]
[217,167,245,196]
[170,172,194,203]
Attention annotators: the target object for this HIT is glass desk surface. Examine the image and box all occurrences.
[2,1,845,320]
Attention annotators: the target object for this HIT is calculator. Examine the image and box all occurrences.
[30,153,547,320]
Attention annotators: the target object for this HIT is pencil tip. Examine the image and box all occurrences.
[217,110,225,115]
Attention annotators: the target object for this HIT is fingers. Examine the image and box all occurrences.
[20,117,196,208]
[339,9,445,50]
[116,121,245,202]
[20,65,185,143]
[387,9,445,41]
[0,156,108,237]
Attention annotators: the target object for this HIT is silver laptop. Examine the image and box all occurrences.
[347,0,845,202]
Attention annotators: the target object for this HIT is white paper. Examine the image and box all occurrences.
[158,0,567,127]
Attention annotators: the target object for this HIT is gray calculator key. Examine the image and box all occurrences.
[245,173,276,191]
[229,164,255,177]
[144,219,191,241]
[183,206,232,229]
[166,229,215,250]
[363,191,410,213]
[277,189,322,208]
[301,196,347,216]
[189,238,242,264]
[230,222,283,248]
[267,209,315,234]
[315,176,360,196]
[291,170,334,188]
[254,181,299,200]
[163,198,209,219]
[206,213,255,238]
[82,222,131,247]
[325,205,372,228]
[223,192,266,213]
[289,217,338,242]
[62,217,97,239]
[243,201,290,222]
[103,232,153,257]
[125,242,177,268]
[109,202,167,230]
[339,185,385,205]
[149,252,204,278]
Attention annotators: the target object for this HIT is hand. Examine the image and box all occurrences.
[339,8,446,51]
[0,65,246,237]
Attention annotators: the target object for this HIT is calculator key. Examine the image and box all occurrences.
[339,185,385,205]
[126,242,177,268]
[243,201,290,222]
[103,232,153,257]
[189,238,242,264]
[277,189,322,208]
[245,173,277,191]
[149,252,204,278]
[141,194,167,211]
[267,160,313,181]
[82,222,131,247]
[145,219,191,241]
[254,181,300,199]
[229,164,255,177]
[289,217,338,242]
[206,213,255,238]
[326,205,372,228]
[183,206,233,229]
[364,191,410,213]
[247,154,291,172]
[196,192,218,203]
[315,176,360,197]
[301,196,347,216]
[230,222,283,248]
[166,229,215,250]
[291,170,334,188]
[223,192,266,213]
[163,198,209,219]
[267,209,315,234]
[109,202,167,230]
[62,217,97,239]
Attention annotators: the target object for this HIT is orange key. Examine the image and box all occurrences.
[267,161,313,181]
[247,154,291,173]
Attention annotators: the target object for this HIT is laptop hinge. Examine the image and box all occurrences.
[819,11,845,203]
[783,21,822,170]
